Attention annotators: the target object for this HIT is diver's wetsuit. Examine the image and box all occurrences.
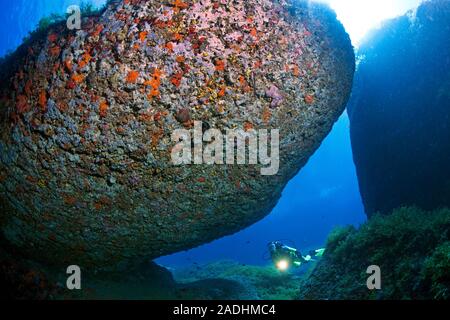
[269,241,307,267]
[269,241,325,269]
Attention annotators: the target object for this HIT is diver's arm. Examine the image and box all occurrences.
[301,249,326,263]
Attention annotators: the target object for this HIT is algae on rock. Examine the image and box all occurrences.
[298,207,450,300]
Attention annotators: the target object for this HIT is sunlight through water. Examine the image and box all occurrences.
[315,0,422,45]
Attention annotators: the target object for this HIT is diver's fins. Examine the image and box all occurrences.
[314,248,326,257]
[308,248,326,257]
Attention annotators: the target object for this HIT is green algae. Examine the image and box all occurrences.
[298,207,450,300]
[174,260,316,300]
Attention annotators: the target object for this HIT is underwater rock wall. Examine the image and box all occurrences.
[348,0,450,217]
[0,0,354,270]
[298,207,450,300]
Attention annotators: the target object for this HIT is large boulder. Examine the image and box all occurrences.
[0,0,354,270]
[348,0,450,217]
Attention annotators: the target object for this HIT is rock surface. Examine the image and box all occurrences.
[298,207,450,300]
[348,0,450,217]
[0,0,354,270]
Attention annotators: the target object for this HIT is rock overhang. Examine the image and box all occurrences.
[0,0,354,270]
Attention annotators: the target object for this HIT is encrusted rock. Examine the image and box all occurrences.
[0,0,354,270]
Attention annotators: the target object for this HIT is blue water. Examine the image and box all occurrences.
[158,112,366,267]
[0,0,105,57]
[0,0,419,269]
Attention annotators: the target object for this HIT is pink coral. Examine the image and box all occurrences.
[266,84,284,108]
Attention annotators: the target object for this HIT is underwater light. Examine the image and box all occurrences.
[276,259,290,271]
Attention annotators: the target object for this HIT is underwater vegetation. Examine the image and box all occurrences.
[31,2,106,35]
[298,207,450,300]
[174,260,315,300]
[348,0,450,217]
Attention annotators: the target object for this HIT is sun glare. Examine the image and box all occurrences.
[315,0,422,45]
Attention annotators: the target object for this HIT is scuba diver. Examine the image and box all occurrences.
[268,241,325,271]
